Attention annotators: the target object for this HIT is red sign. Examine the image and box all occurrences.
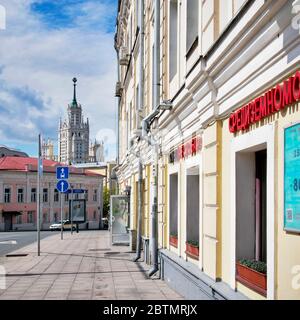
[229,71,300,133]
[169,136,202,163]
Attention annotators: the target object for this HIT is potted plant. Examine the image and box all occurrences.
[169,232,178,248]
[236,259,267,296]
[185,240,199,260]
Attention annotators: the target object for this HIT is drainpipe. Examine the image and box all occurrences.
[134,157,143,261]
[134,0,145,262]
[116,51,121,166]
[148,0,160,277]
[114,32,121,166]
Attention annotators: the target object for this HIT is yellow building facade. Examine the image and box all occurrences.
[115,0,300,300]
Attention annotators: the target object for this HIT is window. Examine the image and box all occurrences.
[186,166,200,258]
[54,212,58,222]
[135,0,139,30]
[31,188,36,202]
[235,148,267,292]
[18,188,24,203]
[169,173,178,242]
[126,111,129,149]
[93,211,97,220]
[43,213,48,223]
[16,215,22,224]
[186,0,199,54]
[4,187,11,203]
[93,189,97,202]
[54,189,59,202]
[169,0,178,81]
[85,190,89,201]
[43,188,48,203]
[27,211,33,224]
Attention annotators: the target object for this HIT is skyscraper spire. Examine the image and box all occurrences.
[72,77,77,106]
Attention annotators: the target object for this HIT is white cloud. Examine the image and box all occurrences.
[0,0,117,160]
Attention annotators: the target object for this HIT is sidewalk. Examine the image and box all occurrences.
[0,230,183,300]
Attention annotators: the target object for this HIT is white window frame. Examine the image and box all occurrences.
[230,124,275,300]
[184,153,203,269]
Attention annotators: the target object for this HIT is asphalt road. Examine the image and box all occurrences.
[0,231,58,256]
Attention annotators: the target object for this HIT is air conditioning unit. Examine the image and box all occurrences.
[119,46,130,66]
[115,81,123,97]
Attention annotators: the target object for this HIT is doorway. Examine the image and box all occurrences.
[4,215,12,231]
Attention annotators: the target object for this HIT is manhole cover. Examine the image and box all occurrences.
[6,254,28,257]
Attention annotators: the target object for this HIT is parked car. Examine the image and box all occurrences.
[49,220,76,231]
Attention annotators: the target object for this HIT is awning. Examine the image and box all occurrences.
[2,211,22,216]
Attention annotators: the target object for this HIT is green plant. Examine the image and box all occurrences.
[239,259,267,274]
[170,232,178,237]
[102,186,111,218]
[187,240,199,248]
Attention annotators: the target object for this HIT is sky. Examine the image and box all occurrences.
[0,0,118,160]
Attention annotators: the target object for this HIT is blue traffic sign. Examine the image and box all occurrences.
[66,189,86,194]
[56,166,69,180]
[57,180,69,193]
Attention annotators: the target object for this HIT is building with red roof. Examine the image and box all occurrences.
[0,156,105,231]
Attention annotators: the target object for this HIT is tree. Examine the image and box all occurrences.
[102,186,111,218]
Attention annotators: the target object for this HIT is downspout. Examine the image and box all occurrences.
[134,0,145,262]
[116,48,121,166]
[148,0,160,277]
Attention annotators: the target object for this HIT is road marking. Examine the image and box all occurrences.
[0,240,17,245]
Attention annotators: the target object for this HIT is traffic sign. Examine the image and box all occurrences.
[73,189,85,194]
[57,180,69,193]
[56,166,69,180]
[66,189,86,194]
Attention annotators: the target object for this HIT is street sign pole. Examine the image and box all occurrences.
[60,191,63,240]
[71,185,73,235]
[56,166,70,241]
[37,134,42,256]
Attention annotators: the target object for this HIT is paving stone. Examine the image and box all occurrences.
[0,231,183,301]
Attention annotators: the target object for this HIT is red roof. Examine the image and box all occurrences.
[0,156,104,178]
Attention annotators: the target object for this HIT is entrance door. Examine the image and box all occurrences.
[4,215,12,231]
[110,195,130,245]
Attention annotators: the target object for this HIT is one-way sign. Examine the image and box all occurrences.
[57,180,69,193]
[56,166,69,180]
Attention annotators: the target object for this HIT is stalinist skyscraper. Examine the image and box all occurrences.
[58,78,89,164]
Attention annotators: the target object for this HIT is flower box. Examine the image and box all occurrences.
[236,262,267,296]
[185,242,199,260]
[169,235,178,248]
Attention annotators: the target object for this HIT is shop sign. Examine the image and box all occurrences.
[229,71,300,133]
[169,136,202,164]
[284,123,300,233]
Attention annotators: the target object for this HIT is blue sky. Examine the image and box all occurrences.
[0,0,118,160]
